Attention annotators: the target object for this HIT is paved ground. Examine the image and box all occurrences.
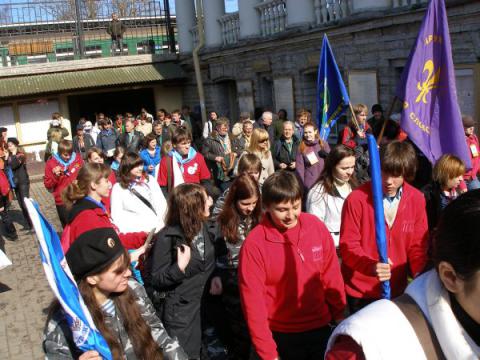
[0,180,58,360]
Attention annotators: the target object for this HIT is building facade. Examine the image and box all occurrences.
[175,0,480,133]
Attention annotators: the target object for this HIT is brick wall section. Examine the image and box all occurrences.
[179,2,480,119]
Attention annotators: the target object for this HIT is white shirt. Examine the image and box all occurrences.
[306,181,352,247]
[110,175,167,233]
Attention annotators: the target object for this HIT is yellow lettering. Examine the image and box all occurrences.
[409,111,431,135]
[424,34,443,45]
[403,101,409,109]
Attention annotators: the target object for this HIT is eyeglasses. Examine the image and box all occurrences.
[259,139,269,143]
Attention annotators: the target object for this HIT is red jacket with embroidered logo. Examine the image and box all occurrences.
[44,153,84,205]
[238,212,346,360]
[339,182,428,299]
[157,152,210,186]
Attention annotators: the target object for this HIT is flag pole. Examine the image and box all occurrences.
[376,96,399,145]
[348,102,360,131]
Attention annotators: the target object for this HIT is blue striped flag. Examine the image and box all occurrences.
[25,198,112,359]
[367,134,391,299]
[317,34,350,141]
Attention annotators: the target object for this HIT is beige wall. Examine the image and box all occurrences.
[153,85,183,113]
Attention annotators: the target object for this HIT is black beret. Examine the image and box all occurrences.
[7,137,19,147]
[66,228,125,281]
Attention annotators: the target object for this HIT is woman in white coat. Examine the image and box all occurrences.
[306,145,357,247]
[111,152,167,233]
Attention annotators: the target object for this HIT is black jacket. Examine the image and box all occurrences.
[421,181,443,232]
[117,130,144,153]
[73,134,95,160]
[144,223,215,358]
[7,152,29,186]
[273,136,300,170]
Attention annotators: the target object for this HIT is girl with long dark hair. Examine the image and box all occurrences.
[43,227,187,360]
[306,145,357,247]
[110,152,167,233]
[144,183,215,359]
[211,174,262,359]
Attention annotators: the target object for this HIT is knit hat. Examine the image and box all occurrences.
[7,137,19,147]
[66,228,125,281]
[371,104,383,114]
[462,115,475,128]
[76,123,84,130]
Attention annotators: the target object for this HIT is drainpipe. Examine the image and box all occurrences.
[193,0,207,130]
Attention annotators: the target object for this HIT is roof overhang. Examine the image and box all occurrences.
[0,60,184,98]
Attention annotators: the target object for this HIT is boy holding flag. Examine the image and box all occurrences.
[339,141,429,313]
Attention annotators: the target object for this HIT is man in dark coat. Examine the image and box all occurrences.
[73,123,95,160]
[107,13,126,55]
[117,118,144,153]
[273,121,300,171]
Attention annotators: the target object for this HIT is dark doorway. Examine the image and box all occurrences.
[68,87,156,126]
[257,74,274,113]
[215,80,239,122]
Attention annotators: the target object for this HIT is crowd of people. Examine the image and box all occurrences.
[0,102,479,360]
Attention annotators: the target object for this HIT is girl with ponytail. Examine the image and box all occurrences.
[60,162,147,253]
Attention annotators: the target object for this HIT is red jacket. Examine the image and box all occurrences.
[326,335,365,359]
[464,134,480,181]
[0,170,10,196]
[239,213,346,360]
[44,153,84,205]
[157,152,210,187]
[339,182,428,299]
[60,198,146,252]
[340,123,371,149]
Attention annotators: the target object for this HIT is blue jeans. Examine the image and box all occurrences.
[466,177,480,191]
[111,38,123,55]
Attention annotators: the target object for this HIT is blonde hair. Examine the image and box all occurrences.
[248,128,270,158]
[433,154,465,188]
[352,103,368,116]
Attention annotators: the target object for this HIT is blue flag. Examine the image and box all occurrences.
[317,34,350,141]
[396,0,470,168]
[25,198,112,359]
[367,134,391,299]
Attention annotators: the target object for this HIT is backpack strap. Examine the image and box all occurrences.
[130,188,157,216]
[393,294,446,360]
[166,156,173,193]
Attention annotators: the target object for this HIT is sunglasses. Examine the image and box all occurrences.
[259,139,269,143]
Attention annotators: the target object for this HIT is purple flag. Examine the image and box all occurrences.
[396,0,471,168]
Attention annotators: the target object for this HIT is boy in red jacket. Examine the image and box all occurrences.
[44,140,83,227]
[239,171,346,360]
[339,141,428,313]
